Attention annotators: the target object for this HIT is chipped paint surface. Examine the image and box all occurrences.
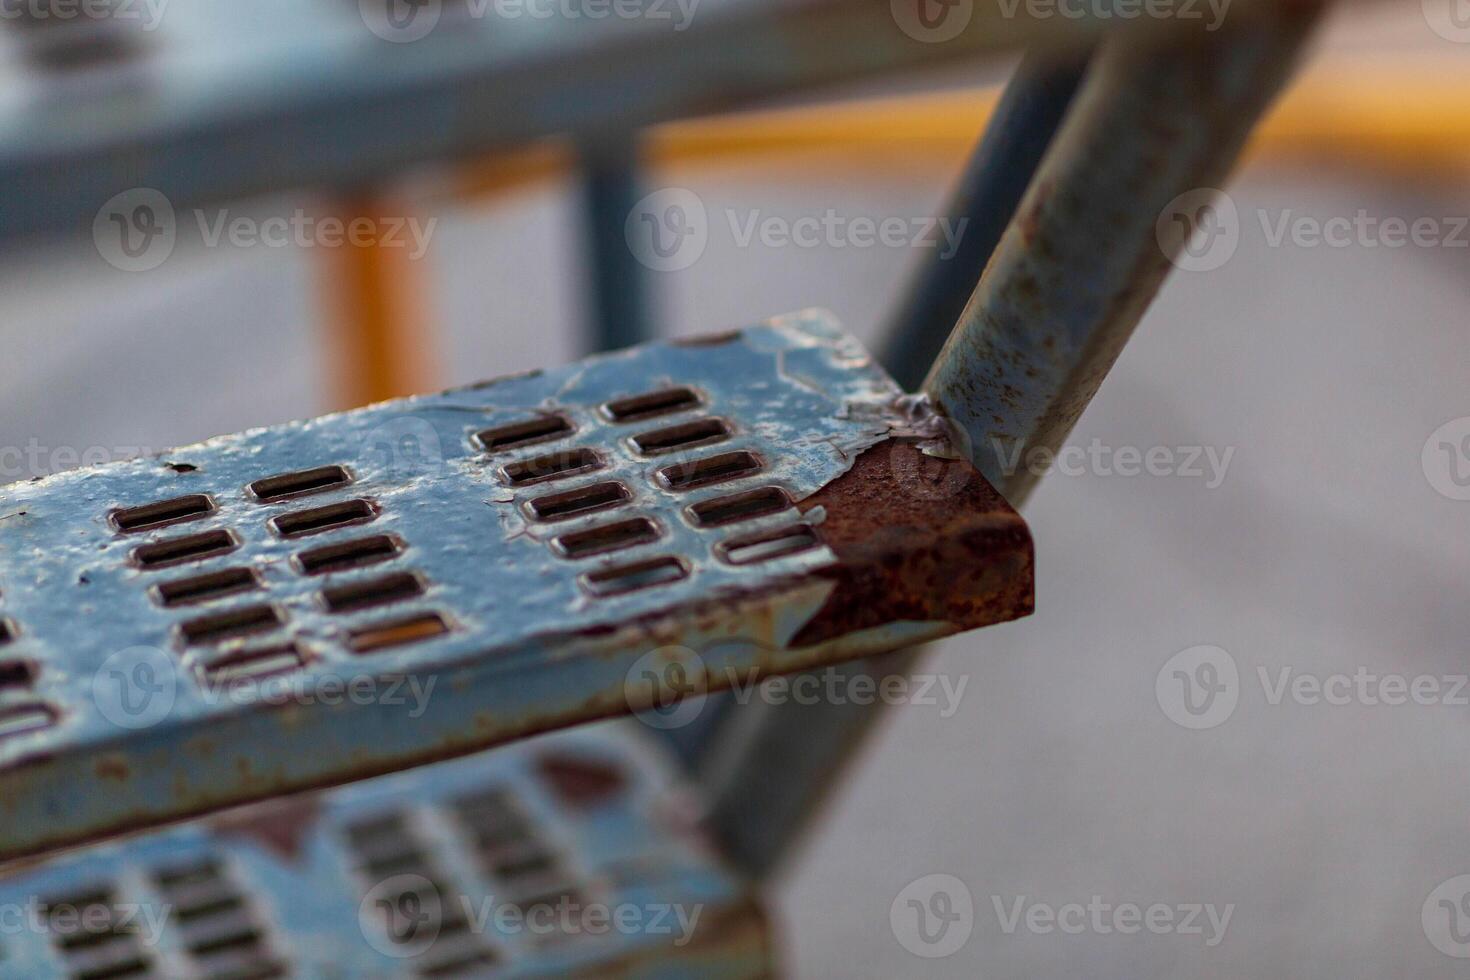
[0,311,1031,862]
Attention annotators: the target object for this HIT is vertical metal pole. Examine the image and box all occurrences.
[581,138,652,352]
[699,12,1321,879]
[880,50,1091,392]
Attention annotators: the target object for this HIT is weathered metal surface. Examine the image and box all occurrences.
[925,11,1322,502]
[0,312,1031,863]
[701,12,1321,877]
[0,725,771,977]
[878,48,1092,391]
[0,0,1146,241]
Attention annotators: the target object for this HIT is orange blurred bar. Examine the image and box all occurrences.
[317,194,438,410]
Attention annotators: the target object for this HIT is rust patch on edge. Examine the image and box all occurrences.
[792,441,1033,645]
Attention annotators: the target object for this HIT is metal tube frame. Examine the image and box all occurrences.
[697,8,1323,878]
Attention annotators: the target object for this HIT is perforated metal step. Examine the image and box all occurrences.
[0,726,768,978]
[0,311,1032,862]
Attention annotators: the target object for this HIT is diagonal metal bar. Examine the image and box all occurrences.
[879,49,1092,392]
[700,10,1322,878]
[653,46,1089,772]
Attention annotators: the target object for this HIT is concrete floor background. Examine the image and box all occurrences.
[2,78,1469,977]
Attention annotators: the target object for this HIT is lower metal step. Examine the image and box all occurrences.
[0,725,770,978]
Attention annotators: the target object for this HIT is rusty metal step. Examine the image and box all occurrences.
[0,311,1031,863]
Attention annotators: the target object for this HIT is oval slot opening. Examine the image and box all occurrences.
[718,525,822,565]
[582,556,688,597]
[178,604,283,646]
[347,611,452,654]
[526,482,630,522]
[657,451,761,491]
[475,415,574,452]
[133,530,238,570]
[501,448,602,487]
[271,499,377,539]
[552,518,659,559]
[631,418,731,456]
[322,572,425,613]
[249,465,352,503]
[295,535,402,575]
[154,568,259,608]
[603,387,700,422]
[111,494,215,533]
[688,486,792,528]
